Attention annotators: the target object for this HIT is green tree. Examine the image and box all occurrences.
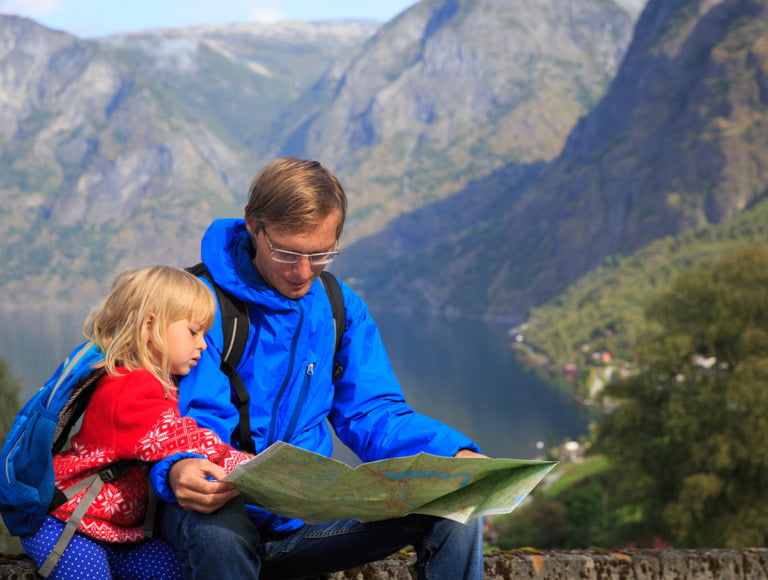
[0,355,21,553]
[495,499,567,549]
[493,462,614,551]
[594,244,768,547]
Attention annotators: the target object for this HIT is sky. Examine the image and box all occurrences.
[0,0,418,38]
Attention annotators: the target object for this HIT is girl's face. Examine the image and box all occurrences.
[166,318,207,375]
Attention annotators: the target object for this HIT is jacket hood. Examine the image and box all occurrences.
[200,218,297,310]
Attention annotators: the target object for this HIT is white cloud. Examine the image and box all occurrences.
[0,0,61,19]
[248,8,284,24]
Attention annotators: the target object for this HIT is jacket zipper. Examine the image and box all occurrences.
[267,304,305,445]
[282,363,314,443]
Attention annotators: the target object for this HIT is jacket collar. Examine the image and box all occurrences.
[200,219,323,309]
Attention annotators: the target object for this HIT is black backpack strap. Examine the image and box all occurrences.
[320,271,346,381]
[221,363,252,454]
[186,263,254,454]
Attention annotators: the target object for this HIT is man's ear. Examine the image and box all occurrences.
[245,216,258,235]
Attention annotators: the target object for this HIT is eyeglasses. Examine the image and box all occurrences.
[261,227,341,266]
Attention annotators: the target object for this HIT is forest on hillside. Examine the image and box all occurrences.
[494,244,768,549]
[518,199,768,399]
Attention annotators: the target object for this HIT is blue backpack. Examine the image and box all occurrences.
[0,342,126,576]
[0,341,106,538]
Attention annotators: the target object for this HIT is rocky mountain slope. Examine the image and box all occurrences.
[0,16,375,305]
[95,20,378,154]
[279,0,639,242]
[0,1,639,308]
[337,0,768,321]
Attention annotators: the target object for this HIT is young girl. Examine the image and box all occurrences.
[20,266,251,579]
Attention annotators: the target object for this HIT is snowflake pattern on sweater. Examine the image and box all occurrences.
[51,369,250,543]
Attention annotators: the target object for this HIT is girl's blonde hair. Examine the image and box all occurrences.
[83,266,216,388]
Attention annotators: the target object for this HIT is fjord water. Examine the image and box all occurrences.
[0,308,589,460]
[371,311,590,460]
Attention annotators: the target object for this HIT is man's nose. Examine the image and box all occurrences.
[291,257,314,278]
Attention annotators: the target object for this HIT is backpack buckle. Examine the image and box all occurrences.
[98,466,121,482]
[98,460,135,482]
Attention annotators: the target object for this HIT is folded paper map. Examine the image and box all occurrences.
[221,442,557,524]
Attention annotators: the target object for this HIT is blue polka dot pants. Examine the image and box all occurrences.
[21,516,181,579]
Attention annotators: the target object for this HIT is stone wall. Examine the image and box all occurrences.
[2,548,768,579]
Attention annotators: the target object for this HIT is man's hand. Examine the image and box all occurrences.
[454,449,489,459]
[168,457,240,513]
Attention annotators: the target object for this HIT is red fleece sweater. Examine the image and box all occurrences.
[50,368,250,542]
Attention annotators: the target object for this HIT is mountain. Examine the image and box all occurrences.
[337,0,768,322]
[279,0,639,242]
[0,15,376,306]
[0,2,639,308]
[94,20,379,155]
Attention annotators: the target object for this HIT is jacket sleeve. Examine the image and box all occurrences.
[149,452,206,503]
[328,285,481,463]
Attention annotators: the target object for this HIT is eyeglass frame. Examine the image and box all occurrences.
[258,223,341,266]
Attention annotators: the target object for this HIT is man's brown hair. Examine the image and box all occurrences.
[244,157,347,238]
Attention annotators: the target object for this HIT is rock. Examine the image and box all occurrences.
[3,548,768,579]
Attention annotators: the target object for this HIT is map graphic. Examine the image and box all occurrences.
[221,442,558,523]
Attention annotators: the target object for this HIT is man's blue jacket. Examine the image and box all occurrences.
[150,219,480,533]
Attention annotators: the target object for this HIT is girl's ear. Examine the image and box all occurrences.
[144,313,156,341]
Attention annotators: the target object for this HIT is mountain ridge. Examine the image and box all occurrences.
[280,0,638,242]
[0,2,641,311]
[335,0,768,321]
[0,14,376,305]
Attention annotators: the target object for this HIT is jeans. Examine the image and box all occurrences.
[158,499,483,579]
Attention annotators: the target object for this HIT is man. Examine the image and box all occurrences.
[150,157,485,579]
